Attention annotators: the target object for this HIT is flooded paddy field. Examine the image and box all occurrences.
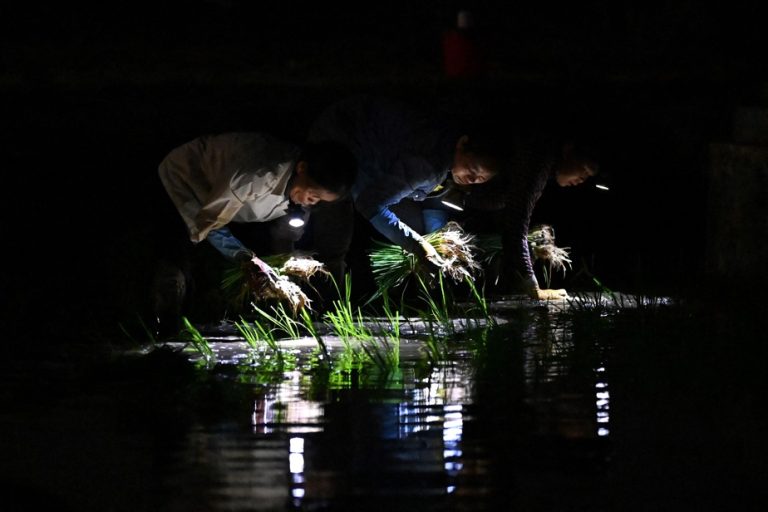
[1,294,765,511]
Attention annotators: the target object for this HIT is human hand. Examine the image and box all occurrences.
[414,239,444,284]
[419,239,445,267]
[240,254,280,295]
[536,288,569,300]
[248,255,280,282]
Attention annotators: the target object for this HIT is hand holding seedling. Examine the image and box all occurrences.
[419,238,446,267]
[536,288,569,300]
[248,255,280,283]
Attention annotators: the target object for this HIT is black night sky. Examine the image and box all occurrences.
[2,1,767,337]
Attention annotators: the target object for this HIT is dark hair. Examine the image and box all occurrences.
[459,122,513,176]
[300,140,358,198]
[563,138,602,176]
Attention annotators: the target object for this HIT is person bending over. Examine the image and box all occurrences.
[306,94,507,285]
[151,132,356,334]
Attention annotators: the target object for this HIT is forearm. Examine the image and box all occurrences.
[206,227,251,261]
[368,208,423,255]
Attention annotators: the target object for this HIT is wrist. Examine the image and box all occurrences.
[523,274,540,299]
[234,250,254,263]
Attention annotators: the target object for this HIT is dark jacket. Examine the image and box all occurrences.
[308,95,461,254]
[464,132,559,286]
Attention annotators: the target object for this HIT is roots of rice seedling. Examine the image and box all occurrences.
[424,221,481,282]
[224,253,328,314]
[527,224,572,273]
[369,221,480,294]
[474,224,572,274]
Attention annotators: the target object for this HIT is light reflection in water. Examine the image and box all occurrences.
[521,311,612,440]
[162,304,615,509]
[595,366,610,437]
[250,363,474,502]
[251,371,323,434]
[289,436,306,508]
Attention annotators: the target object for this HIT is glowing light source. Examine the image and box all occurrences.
[440,187,465,211]
[287,203,306,227]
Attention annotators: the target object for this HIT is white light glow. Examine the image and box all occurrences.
[289,453,304,473]
[289,218,305,227]
[595,184,610,191]
[290,437,304,453]
[441,200,464,211]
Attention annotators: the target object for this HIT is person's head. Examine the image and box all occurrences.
[554,141,600,187]
[450,132,504,186]
[289,141,358,206]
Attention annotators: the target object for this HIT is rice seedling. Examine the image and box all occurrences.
[251,301,304,340]
[234,316,299,373]
[300,307,331,364]
[428,221,482,282]
[235,316,278,351]
[362,292,402,374]
[414,272,455,337]
[475,224,572,288]
[179,316,215,365]
[380,291,402,347]
[463,275,495,328]
[119,314,159,347]
[222,253,327,315]
[323,274,373,366]
[324,273,406,376]
[368,221,481,303]
[359,337,399,374]
[420,325,452,366]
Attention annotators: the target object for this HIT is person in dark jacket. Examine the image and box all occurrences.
[305,94,506,285]
[463,135,600,300]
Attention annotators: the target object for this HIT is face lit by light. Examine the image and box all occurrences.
[556,161,597,187]
[450,135,496,186]
[289,161,340,206]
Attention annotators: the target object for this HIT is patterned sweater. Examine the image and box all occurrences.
[464,132,559,286]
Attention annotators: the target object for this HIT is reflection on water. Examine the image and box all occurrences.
[519,308,611,441]
[3,295,761,511]
[0,300,620,512]
[149,304,612,511]
[595,367,610,437]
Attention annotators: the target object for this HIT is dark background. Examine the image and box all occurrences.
[2,1,767,341]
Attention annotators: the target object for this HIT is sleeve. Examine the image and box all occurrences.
[500,163,553,287]
[159,135,248,244]
[368,207,423,254]
[463,179,510,211]
[501,188,536,284]
[354,156,432,254]
[193,179,246,242]
[206,227,251,261]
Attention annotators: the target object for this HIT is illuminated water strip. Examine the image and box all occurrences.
[289,436,305,508]
[595,366,610,437]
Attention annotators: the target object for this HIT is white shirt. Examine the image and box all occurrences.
[158,132,299,243]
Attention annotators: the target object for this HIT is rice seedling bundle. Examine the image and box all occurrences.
[223,253,328,313]
[369,221,480,293]
[475,223,572,273]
